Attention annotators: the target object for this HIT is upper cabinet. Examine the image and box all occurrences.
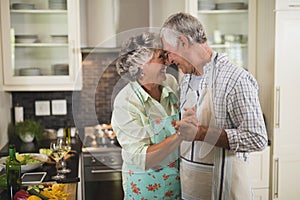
[276,0,300,10]
[186,0,256,74]
[0,0,82,91]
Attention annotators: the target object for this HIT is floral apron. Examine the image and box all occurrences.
[123,85,181,200]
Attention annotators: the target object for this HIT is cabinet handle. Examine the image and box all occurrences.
[288,0,300,7]
[274,158,279,199]
[71,39,76,77]
[91,169,121,174]
[275,87,280,128]
[289,5,300,7]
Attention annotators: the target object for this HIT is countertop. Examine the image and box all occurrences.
[0,137,82,199]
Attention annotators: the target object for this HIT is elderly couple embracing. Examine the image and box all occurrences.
[111,12,267,200]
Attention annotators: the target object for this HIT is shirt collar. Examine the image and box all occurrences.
[203,50,217,73]
[182,51,217,82]
[130,81,176,103]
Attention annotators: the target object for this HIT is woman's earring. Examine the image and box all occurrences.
[140,72,145,78]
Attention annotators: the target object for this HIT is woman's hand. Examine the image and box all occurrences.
[182,106,196,118]
[176,107,198,141]
[178,117,198,141]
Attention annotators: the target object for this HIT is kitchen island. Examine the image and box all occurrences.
[0,137,82,200]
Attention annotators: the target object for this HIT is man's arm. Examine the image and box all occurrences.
[195,126,230,149]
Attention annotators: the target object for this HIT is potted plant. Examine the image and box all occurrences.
[15,119,44,143]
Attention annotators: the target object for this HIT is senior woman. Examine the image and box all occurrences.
[111,32,197,199]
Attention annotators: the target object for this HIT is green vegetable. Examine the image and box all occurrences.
[27,188,49,200]
[39,148,52,157]
[15,153,40,165]
[3,153,41,166]
[0,173,7,189]
[15,119,44,141]
[27,184,45,193]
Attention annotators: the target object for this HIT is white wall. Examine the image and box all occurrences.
[149,0,186,27]
[80,0,150,47]
[118,0,149,33]
[79,0,87,47]
[116,0,149,46]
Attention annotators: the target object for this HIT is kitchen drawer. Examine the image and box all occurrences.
[84,166,122,182]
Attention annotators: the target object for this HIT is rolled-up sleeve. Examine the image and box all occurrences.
[112,75,179,170]
[111,87,153,171]
[226,75,268,152]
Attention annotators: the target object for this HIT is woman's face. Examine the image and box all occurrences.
[141,49,167,84]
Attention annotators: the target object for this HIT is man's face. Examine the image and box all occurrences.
[162,36,194,74]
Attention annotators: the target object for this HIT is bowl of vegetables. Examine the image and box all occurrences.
[0,153,48,173]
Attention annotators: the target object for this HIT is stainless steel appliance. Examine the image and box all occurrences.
[81,126,124,200]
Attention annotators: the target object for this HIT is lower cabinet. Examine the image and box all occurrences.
[253,188,269,200]
[249,147,270,200]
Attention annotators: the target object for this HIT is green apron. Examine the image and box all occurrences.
[123,84,181,199]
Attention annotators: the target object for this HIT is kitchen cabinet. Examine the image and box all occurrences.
[272,3,300,199]
[0,0,82,91]
[276,0,300,10]
[0,31,11,149]
[249,147,270,200]
[186,0,256,74]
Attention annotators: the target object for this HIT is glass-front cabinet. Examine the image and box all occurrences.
[186,0,256,74]
[0,0,82,91]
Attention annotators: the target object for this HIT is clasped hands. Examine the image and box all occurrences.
[175,107,201,141]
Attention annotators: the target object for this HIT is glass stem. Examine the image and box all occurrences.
[61,157,65,169]
[56,161,60,176]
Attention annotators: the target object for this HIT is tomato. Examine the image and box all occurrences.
[13,189,30,200]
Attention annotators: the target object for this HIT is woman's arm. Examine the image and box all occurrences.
[145,132,182,169]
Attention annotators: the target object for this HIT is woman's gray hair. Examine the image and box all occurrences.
[116,32,162,81]
[160,12,207,47]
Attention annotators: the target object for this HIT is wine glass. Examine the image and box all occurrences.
[57,137,71,173]
[49,141,65,180]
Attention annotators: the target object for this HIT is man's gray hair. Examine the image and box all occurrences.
[160,12,207,47]
[116,32,162,81]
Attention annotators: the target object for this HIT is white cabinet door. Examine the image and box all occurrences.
[249,147,270,189]
[249,147,270,200]
[276,0,300,10]
[273,10,300,199]
[0,0,82,91]
[253,188,269,200]
[273,154,300,199]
